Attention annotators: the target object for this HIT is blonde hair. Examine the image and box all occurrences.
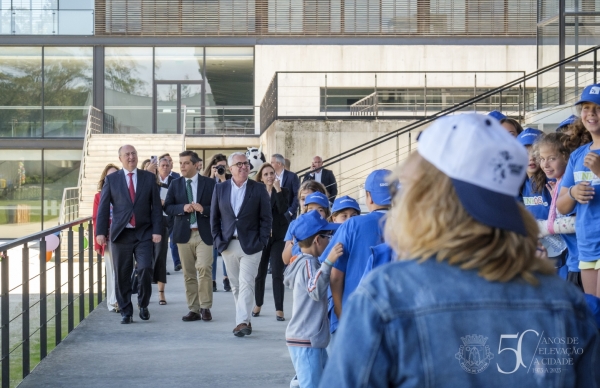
[385,153,554,284]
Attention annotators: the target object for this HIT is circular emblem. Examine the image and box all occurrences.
[455,334,494,374]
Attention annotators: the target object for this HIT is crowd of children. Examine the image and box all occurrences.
[280,84,600,387]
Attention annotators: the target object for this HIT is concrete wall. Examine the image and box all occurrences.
[255,45,538,110]
[260,119,423,202]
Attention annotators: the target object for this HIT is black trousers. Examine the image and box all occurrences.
[112,229,154,317]
[153,216,169,284]
[255,237,286,311]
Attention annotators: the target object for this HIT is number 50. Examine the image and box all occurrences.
[496,330,539,374]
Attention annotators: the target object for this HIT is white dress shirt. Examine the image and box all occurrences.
[186,173,199,229]
[275,169,285,184]
[313,170,322,183]
[123,168,137,228]
[230,178,248,237]
[159,174,169,216]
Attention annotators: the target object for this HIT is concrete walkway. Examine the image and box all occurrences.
[18,257,295,388]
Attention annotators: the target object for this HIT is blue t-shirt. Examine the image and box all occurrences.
[319,211,387,333]
[562,233,579,272]
[520,177,551,220]
[361,243,395,282]
[560,144,600,262]
[284,219,302,256]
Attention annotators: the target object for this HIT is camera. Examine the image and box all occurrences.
[216,165,226,175]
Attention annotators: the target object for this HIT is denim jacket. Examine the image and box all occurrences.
[321,259,600,388]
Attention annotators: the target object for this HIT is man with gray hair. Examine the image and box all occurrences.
[271,153,300,221]
[210,152,272,337]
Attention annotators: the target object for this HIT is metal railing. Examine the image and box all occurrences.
[185,106,255,135]
[0,217,103,388]
[77,107,103,202]
[259,70,527,133]
[296,46,600,183]
[58,188,80,226]
[1,7,94,35]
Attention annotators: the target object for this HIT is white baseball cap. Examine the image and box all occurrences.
[417,114,529,235]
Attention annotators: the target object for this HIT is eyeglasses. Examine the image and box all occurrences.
[318,234,333,240]
[232,161,250,169]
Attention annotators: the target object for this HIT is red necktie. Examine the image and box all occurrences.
[128,173,136,227]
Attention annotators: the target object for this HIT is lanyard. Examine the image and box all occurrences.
[548,178,561,235]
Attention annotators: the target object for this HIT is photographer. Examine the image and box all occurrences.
[203,154,232,291]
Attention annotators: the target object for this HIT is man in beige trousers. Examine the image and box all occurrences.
[164,151,216,321]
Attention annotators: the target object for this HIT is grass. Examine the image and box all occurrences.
[4,293,103,388]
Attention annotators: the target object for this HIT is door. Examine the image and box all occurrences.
[154,82,203,134]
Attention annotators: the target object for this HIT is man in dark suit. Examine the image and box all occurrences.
[96,144,162,324]
[210,152,272,337]
[165,151,216,322]
[302,155,338,201]
[271,153,300,221]
[159,153,182,270]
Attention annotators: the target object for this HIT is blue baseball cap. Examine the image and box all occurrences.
[488,110,506,121]
[292,210,340,241]
[556,114,577,132]
[332,195,361,213]
[365,169,392,206]
[516,127,543,146]
[575,84,600,106]
[305,192,330,208]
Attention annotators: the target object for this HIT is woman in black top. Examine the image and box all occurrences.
[252,162,290,321]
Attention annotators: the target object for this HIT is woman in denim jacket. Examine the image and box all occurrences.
[321,114,600,388]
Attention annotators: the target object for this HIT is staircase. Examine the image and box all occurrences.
[79,134,185,217]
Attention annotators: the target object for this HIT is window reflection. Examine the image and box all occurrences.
[105,47,153,134]
[44,47,93,137]
[155,47,203,81]
[0,149,42,238]
[0,46,42,137]
[42,150,80,230]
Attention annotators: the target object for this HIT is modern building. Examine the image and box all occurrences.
[0,0,596,238]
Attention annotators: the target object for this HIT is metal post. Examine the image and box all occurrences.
[1,250,10,388]
[499,91,503,112]
[324,74,327,120]
[88,221,94,313]
[474,74,477,112]
[518,84,523,123]
[67,227,74,333]
[374,74,378,118]
[559,0,566,104]
[54,234,62,346]
[424,74,427,117]
[39,238,47,360]
[22,243,30,378]
[78,224,84,323]
[408,132,412,154]
[595,49,597,84]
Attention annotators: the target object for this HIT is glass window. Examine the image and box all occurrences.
[0,47,42,137]
[155,47,203,81]
[205,47,254,134]
[105,47,153,134]
[44,47,93,137]
[0,149,42,239]
[42,150,80,230]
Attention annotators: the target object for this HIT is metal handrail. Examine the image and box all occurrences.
[0,217,104,388]
[77,106,102,202]
[293,45,600,176]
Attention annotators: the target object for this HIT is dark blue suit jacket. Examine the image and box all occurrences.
[281,170,300,220]
[210,179,273,255]
[164,174,215,246]
[96,169,163,242]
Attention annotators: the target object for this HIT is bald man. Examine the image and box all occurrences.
[302,156,338,201]
[96,144,163,324]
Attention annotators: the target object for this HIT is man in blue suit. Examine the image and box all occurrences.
[96,144,163,324]
[211,152,272,337]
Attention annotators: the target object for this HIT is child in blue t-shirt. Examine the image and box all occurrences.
[536,132,581,288]
[557,83,600,298]
[517,128,552,220]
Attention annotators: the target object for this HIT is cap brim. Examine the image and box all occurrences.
[451,178,527,235]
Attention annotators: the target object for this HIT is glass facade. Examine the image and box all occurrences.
[0,0,94,35]
[105,46,255,135]
[0,46,93,138]
[0,149,80,238]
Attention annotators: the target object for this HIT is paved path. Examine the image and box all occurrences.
[19,257,295,388]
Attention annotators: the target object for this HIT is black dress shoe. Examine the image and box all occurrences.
[213,281,217,292]
[182,311,201,321]
[139,307,150,321]
[121,316,133,324]
[223,278,231,292]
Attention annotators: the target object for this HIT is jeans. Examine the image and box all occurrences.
[169,231,181,266]
[211,246,228,280]
[288,347,328,388]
